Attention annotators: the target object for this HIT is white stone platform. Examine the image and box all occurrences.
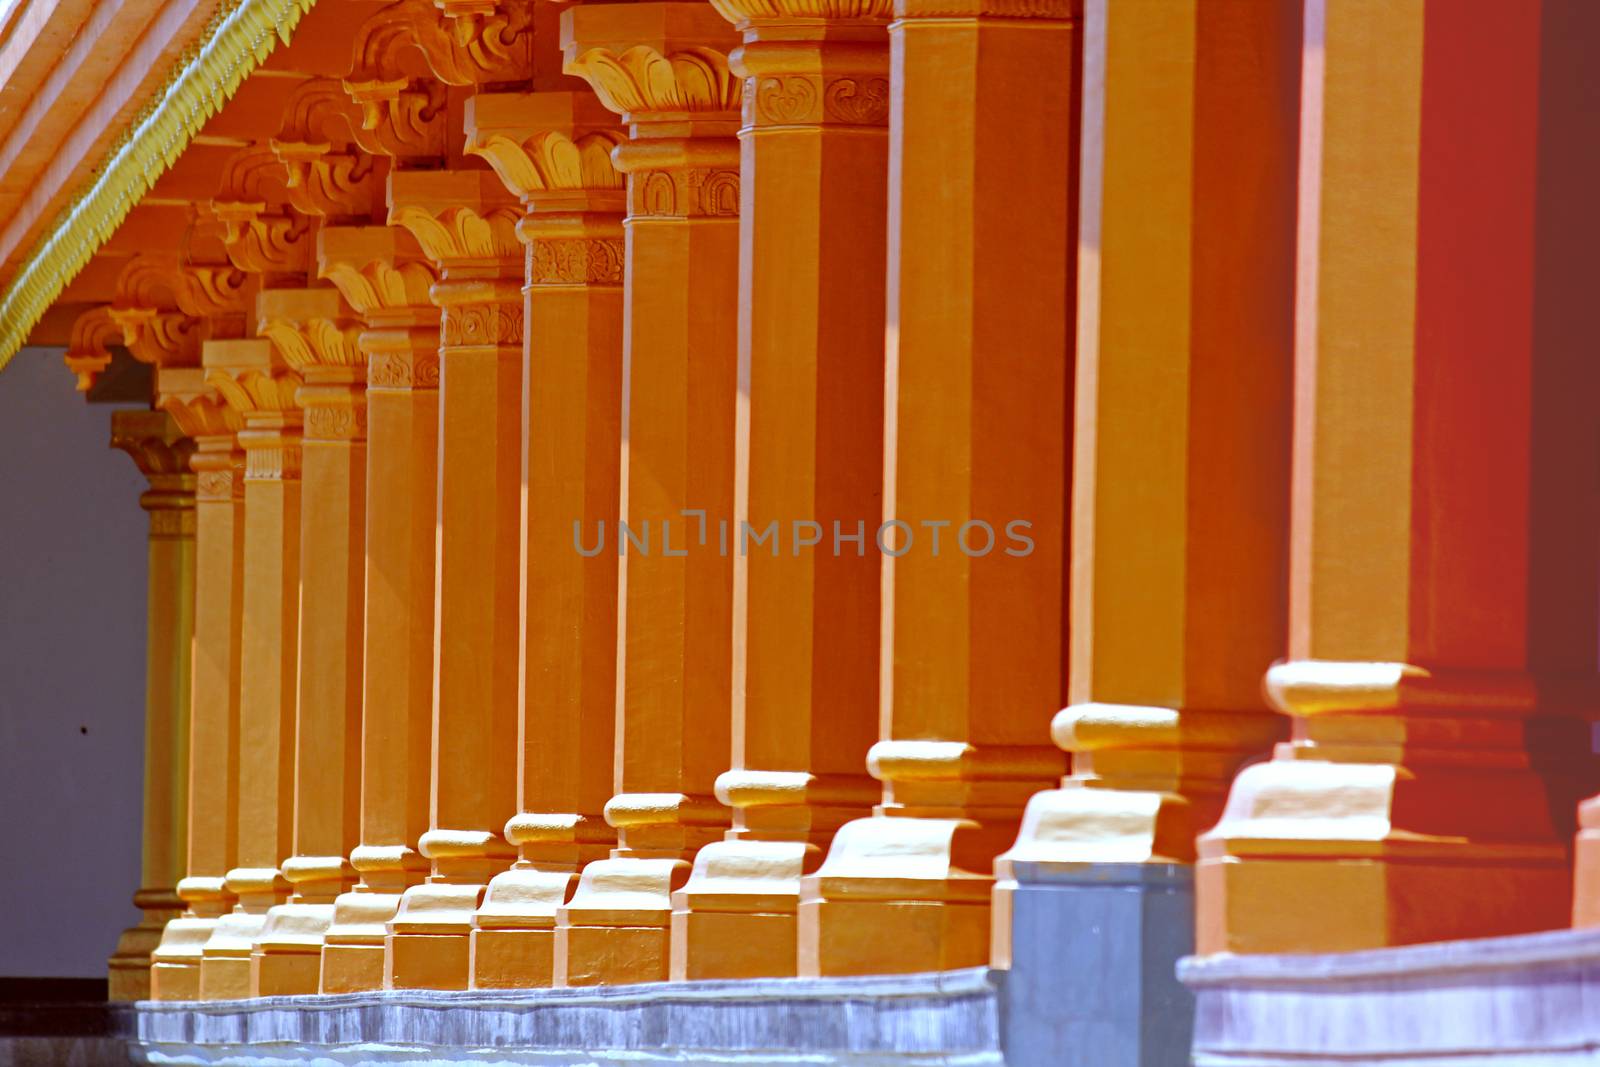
[132,968,1003,1066]
[1180,926,1600,1066]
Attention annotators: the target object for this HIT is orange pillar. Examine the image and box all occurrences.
[198,338,304,999]
[670,0,889,980]
[250,288,367,995]
[798,0,1076,976]
[464,90,626,989]
[316,226,442,993]
[149,370,244,1001]
[1199,0,1600,955]
[385,170,523,991]
[556,1,741,986]
[992,0,1297,961]
[107,410,196,1002]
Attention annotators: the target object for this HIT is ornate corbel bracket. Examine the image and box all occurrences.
[63,306,121,392]
[210,146,313,275]
[203,339,305,480]
[270,79,383,217]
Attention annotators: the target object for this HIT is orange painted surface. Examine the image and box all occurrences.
[1199,0,1600,955]
[12,0,1600,1008]
[991,0,1298,967]
[384,170,522,991]
[316,225,440,994]
[463,89,625,990]
[798,0,1076,977]
[553,1,741,988]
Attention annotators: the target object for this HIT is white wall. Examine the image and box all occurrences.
[0,346,145,978]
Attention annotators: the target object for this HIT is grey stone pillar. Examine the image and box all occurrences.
[1000,863,1194,1067]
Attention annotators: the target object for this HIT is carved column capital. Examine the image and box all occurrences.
[257,287,367,443]
[318,225,442,393]
[464,91,628,290]
[156,366,244,503]
[465,92,626,207]
[561,3,742,124]
[111,410,199,537]
[561,5,744,224]
[203,339,304,481]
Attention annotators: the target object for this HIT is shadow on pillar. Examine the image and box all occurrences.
[998,864,1194,1067]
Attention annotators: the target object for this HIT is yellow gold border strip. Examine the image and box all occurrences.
[0,0,319,373]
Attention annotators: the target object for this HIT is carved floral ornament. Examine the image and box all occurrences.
[466,129,626,200]
[367,350,441,390]
[441,301,524,348]
[566,46,743,118]
[390,203,522,265]
[747,73,890,128]
[631,167,740,219]
[109,411,196,481]
[528,237,624,287]
[708,0,894,22]
[320,256,439,318]
[258,316,366,373]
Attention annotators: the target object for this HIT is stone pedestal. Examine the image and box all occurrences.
[998,862,1193,1067]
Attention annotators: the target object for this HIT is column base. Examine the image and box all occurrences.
[555,857,689,986]
[470,864,578,989]
[385,883,487,991]
[199,910,270,1000]
[670,840,812,980]
[996,862,1194,1067]
[251,901,335,996]
[1197,758,1574,954]
[109,898,180,1001]
[322,889,407,993]
[149,916,222,1002]
[798,817,994,976]
[200,869,289,999]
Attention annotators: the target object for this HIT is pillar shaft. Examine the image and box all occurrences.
[150,372,245,1002]
[251,288,368,996]
[317,225,441,994]
[199,339,304,1000]
[556,0,742,987]
[464,90,626,990]
[1199,0,1600,955]
[798,0,1076,976]
[671,0,889,981]
[993,0,1298,964]
[108,411,197,1002]
[385,170,523,991]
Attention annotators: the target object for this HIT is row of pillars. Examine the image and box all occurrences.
[99,0,1600,1004]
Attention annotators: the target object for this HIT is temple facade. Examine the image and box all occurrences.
[1,0,1598,1063]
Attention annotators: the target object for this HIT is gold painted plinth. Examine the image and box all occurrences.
[251,902,336,996]
[798,817,994,977]
[149,917,223,1002]
[470,865,579,989]
[555,858,689,987]
[109,900,180,1001]
[199,911,269,1001]
[671,840,813,980]
[322,888,409,993]
[1198,757,1574,955]
[385,883,487,991]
